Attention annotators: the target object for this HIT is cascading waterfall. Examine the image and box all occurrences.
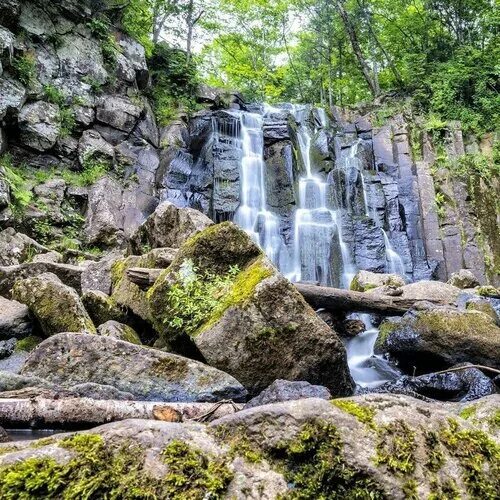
[232,111,283,265]
[229,105,401,387]
[382,229,406,276]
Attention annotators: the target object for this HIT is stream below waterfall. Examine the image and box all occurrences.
[225,104,404,387]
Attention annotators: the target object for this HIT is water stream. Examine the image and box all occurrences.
[228,105,402,387]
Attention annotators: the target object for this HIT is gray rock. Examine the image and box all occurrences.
[78,129,114,165]
[448,269,480,289]
[0,351,28,373]
[95,95,143,133]
[0,296,32,339]
[18,101,61,151]
[0,338,16,359]
[0,77,26,119]
[97,320,141,345]
[118,35,148,88]
[0,128,7,155]
[129,201,213,253]
[22,332,247,402]
[56,32,108,84]
[0,261,83,297]
[376,364,496,402]
[0,228,47,266]
[81,251,123,295]
[82,290,127,326]
[350,270,405,292]
[0,0,20,29]
[245,379,332,409]
[70,382,135,401]
[12,272,96,336]
[83,176,124,247]
[32,251,63,264]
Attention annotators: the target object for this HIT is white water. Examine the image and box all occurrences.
[229,105,400,387]
[382,229,406,276]
[346,314,400,387]
[233,112,283,265]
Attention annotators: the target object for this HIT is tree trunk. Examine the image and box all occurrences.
[295,283,451,314]
[0,398,242,429]
[334,0,379,97]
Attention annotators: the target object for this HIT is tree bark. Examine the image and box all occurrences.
[0,398,242,429]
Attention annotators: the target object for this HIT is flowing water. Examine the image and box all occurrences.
[227,105,402,387]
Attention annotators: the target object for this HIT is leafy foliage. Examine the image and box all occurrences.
[163,259,240,338]
[11,52,36,86]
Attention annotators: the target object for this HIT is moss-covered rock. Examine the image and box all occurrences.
[447,268,480,289]
[97,320,141,345]
[14,335,42,352]
[350,270,405,292]
[378,307,500,373]
[12,273,96,336]
[82,289,127,326]
[21,332,247,402]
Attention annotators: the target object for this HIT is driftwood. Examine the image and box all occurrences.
[0,398,242,429]
[296,283,427,314]
[126,267,163,289]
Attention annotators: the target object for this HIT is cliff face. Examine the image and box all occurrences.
[0,0,497,285]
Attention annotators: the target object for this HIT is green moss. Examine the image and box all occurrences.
[0,445,18,456]
[374,420,417,475]
[212,425,263,464]
[29,437,57,449]
[331,399,376,428]
[272,421,385,499]
[477,285,500,297]
[349,274,378,292]
[459,405,477,420]
[428,479,461,500]
[14,336,43,352]
[439,419,500,499]
[161,440,233,499]
[402,479,418,500]
[487,409,500,431]
[197,257,273,335]
[374,320,398,351]
[424,430,445,472]
[0,433,169,498]
[11,53,36,86]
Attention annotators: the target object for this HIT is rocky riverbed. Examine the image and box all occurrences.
[0,0,498,497]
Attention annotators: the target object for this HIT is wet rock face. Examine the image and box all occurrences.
[377,365,496,402]
[21,332,247,402]
[378,307,500,374]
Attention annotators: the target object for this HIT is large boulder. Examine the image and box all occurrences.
[0,77,26,120]
[129,201,213,253]
[21,332,247,402]
[147,223,354,396]
[0,394,498,498]
[82,289,127,326]
[18,101,61,151]
[95,95,143,133]
[81,250,123,295]
[350,269,405,292]
[0,296,32,339]
[378,307,500,373]
[12,273,96,336]
[78,130,114,166]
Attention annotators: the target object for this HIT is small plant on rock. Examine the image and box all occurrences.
[11,52,36,86]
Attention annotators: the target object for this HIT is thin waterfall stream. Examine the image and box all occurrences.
[226,105,403,387]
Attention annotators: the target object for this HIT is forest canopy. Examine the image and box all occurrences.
[119,0,500,133]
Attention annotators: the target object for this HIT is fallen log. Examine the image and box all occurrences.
[296,283,423,314]
[0,398,242,429]
[126,267,163,289]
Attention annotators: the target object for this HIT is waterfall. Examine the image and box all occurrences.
[290,106,355,287]
[345,314,400,388]
[233,111,283,265]
[382,229,406,276]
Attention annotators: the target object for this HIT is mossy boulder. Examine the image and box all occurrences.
[21,332,247,402]
[12,273,96,336]
[378,307,500,373]
[2,394,497,499]
[350,270,405,292]
[97,320,141,345]
[447,269,480,289]
[129,201,213,253]
[161,221,262,276]
[82,290,128,326]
